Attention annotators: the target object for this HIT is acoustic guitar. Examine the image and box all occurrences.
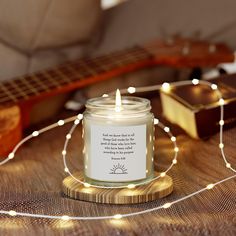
[0,38,233,156]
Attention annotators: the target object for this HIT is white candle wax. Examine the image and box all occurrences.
[83,92,154,187]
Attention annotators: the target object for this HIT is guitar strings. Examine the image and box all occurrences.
[0,38,210,103]
[0,49,150,103]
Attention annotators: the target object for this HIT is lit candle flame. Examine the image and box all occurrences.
[115,89,122,112]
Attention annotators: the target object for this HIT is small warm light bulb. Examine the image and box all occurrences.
[102,94,109,97]
[226,163,231,168]
[219,120,224,126]
[206,184,214,189]
[160,172,166,177]
[192,79,199,85]
[154,118,159,125]
[8,152,14,159]
[32,131,39,137]
[66,134,71,139]
[115,89,122,112]
[161,82,171,92]
[219,143,224,149]
[74,119,80,125]
[163,203,172,209]
[62,150,67,155]
[84,183,91,188]
[164,127,170,133]
[8,210,17,216]
[171,136,176,142]
[64,167,69,172]
[61,215,70,221]
[219,98,225,105]
[58,120,65,126]
[127,184,135,189]
[77,114,83,120]
[127,87,136,94]
[113,214,122,219]
[174,147,179,153]
[211,84,218,90]
[172,159,177,164]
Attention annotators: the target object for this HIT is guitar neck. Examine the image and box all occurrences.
[0,46,152,106]
[0,38,234,107]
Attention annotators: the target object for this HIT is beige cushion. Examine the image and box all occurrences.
[28,43,87,73]
[93,0,236,56]
[0,43,28,81]
[0,0,102,80]
[0,0,102,52]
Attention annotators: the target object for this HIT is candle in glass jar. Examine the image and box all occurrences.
[83,90,154,187]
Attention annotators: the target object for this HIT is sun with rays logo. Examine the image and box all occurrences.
[110,163,128,174]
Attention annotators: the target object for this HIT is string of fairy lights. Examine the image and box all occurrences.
[0,79,236,221]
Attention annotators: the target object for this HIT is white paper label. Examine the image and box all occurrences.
[89,124,146,182]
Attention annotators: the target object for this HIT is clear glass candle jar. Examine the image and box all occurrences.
[82,95,154,187]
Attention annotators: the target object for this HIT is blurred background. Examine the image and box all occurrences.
[0,0,236,123]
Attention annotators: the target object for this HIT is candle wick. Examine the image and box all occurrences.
[115,89,122,112]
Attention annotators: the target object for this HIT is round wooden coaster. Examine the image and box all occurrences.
[62,171,173,204]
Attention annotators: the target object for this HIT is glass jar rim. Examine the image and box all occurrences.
[85,96,151,114]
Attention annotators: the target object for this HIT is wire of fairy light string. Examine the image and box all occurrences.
[0,79,236,221]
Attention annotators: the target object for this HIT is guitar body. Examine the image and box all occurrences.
[0,37,233,157]
[0,93,71,157]
[0,105,22,156]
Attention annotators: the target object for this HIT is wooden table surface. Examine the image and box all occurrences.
[1,97,236,236]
